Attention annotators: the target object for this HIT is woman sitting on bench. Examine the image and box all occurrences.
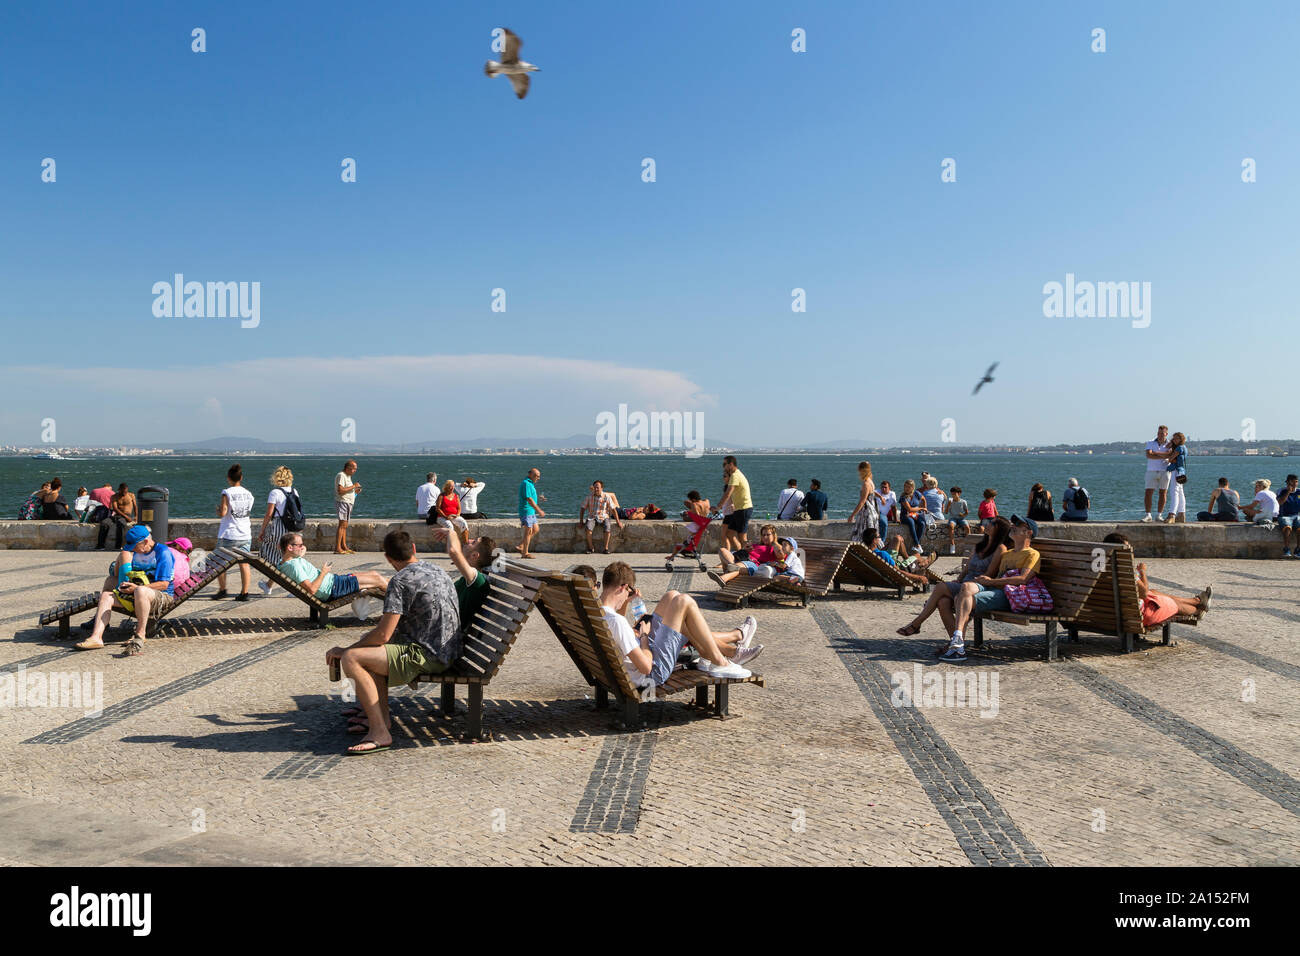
[897,517,1011,640]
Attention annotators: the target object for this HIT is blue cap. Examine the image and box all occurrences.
[781,536,798,551]
[124,524,152,548]
[1010,514,1039,536]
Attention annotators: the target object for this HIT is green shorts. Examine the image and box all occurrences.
[385,642,450,686]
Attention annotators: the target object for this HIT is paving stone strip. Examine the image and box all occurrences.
[1,648,78,673]
[0,559,78,579]
[1061,662,1300,818]
[570,704,663,834]
[23,630,322,745]
[811,605,1049,867]
[1180,633,1300,683]
[264,753,344,780]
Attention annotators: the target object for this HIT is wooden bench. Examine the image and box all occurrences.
[518,563,764,729]
[228,547,385,626]
[1096,546,1200,652]
[325,559,542,740]
[713,540,848,608]
[832,543,928,600]
[970,538,1111,660]
[38,547,243,639]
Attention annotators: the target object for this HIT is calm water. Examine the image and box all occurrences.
[5,454,1291,523]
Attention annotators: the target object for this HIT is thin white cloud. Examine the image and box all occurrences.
[0,354,719,446]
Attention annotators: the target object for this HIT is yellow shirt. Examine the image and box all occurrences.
[727,470,753,511]
[997,547,1040,576]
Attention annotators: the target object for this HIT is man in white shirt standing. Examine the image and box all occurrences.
[776,479,804,520]
[416,472,439,518]
[1142,424,1172,522]
[334,460,361,554]
[455,478,486,519]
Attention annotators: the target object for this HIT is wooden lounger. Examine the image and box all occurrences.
[834,543,928,599]
[516,563,764,729]
[228,546,384,625]
[713,540,850,608]
[324,560,542,740]
[38,547,243,639]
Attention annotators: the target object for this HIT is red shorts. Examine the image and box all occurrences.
[1140,593,1179,628]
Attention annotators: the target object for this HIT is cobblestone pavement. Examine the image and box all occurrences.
[0,550,1296,866]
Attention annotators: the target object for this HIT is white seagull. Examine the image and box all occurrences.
[485,28,539,99]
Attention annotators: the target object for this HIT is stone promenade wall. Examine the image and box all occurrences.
[0,517,1289,559]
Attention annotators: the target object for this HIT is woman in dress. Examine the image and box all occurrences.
[256,465,296,595]
[897,516,1011,638]
[847,461,880,546]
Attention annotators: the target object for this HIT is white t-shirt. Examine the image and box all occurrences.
[218,485,256,540]
[456,482,484,513]
[776,488,805,519]
[268,486,292,517]
[602,605,648,688]
[1145,440,1170,472]
[335,471,356,505]
[782,551,805,579]
[1254,490,1279,518]
[416,482,439,516]
[73,494,90,513]
[876,491,897,518]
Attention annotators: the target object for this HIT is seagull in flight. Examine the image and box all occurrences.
[972,362,998,395]
[485,28,539,99]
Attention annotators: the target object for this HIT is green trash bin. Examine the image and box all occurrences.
[137,486,169,544]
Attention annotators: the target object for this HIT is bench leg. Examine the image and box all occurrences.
[972,616,984,649]
[465,683,484,739]
[1161,623,1172,646]
[714,682,730,717]
[309,607,319,625]
[440,682,456,715]
[620,694,640,730]
[695,685,709,708]
[739,596,748,609]
[595,685,609,710]
[318,608,329,628]
[1044,621,1058,662]
[1122,632,1135,654]
[801,594,809,608]
[58,617,69,639]
[1067,626,1080,643]
[896,586,904,599]
[834,582,841,593]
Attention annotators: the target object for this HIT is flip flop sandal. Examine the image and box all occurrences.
[346,741,390,756]
[896,625,921,637]
[123,636,145,656]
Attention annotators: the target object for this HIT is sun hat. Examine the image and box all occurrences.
[124,525,152,548]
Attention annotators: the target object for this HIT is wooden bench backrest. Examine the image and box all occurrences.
[455,565,542,680]
[1104,547,1148,634]
[795,540,852,595]
[1025,538,1109,621]
[841,543,911,589]
[519,563,643,700]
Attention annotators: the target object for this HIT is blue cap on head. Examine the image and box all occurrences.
[124,525,151,549]
[1010,514,1039,537]
[781,536,798,551]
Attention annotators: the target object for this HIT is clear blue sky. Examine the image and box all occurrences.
[2,1,1296,448]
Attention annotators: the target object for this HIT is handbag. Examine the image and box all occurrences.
[1001,568,1053,613]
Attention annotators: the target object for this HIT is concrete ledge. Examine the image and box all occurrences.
[0,517,1289,559]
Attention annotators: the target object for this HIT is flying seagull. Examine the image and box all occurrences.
[972,361,998,395]
[485,28,539,99]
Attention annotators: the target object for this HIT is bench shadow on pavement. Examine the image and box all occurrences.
[119,692,704,755]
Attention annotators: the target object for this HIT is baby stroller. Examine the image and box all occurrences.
[665,511,714,572]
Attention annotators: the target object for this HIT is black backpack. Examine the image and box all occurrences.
[1073,487,1089,511]
[278,488,305,531]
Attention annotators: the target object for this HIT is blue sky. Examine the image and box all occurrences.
[2,1,1297,448]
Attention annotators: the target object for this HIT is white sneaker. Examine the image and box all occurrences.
[738,615,758,648]
[708,661,752,680]
[732,644,763,667]
[1141,513,1154,523]
[948,544,956,555]
[258,581,273,596]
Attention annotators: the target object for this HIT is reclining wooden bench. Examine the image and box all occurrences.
[970,538,1112,660]
[713,539,848,608]
[324,559,542,740]
[228,546,385,626]
[38,547,243,639]
[518,563,764,729]
[832,543,928,599]
[1091,545,1201,652]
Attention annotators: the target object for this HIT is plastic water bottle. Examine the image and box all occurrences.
[629,593,647,621]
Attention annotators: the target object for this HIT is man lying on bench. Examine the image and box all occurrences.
[74,524,175,657]
[599,561,762,686]
[274,532,390,600]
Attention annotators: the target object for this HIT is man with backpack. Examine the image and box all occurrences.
[73,524,178,656]
[1061,478,1090,522]
[257,466,304,594]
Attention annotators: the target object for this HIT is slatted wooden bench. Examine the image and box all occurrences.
[970,538,1111,660]
[519,563,764,729]
[1094,546,1201,652]
[326,560,542,740]
[38,547,243,639]
[228,547,385,626]
[832,543,928,599]
[712,540,849,608]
